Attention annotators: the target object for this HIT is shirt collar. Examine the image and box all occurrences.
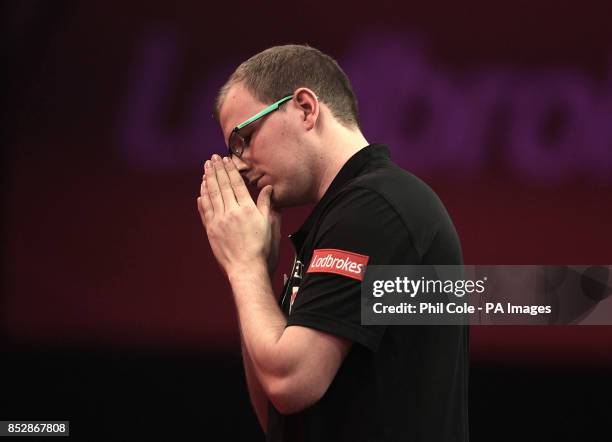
[290,144,391,249]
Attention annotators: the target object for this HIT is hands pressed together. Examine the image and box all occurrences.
[197,154,281,278]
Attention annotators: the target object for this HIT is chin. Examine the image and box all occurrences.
[270,191,287,208]
[268,181,312,208]
[273,192,307,209]
[268,187,289,209]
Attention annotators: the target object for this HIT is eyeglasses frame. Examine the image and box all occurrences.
[227,94,294,158]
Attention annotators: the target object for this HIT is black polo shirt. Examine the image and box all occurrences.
[266,144,469,442]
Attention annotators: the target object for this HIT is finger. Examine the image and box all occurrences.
[270,208,282,244]
[270,208,282,232]
[256,185,273,218]
[212,155,238,209]
[224,156,253,206]
[197,197,207,226]
[205,159,225,214]
[199,178,214,222]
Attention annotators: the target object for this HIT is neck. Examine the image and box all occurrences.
[313,124,369,202]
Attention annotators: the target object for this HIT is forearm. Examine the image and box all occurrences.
[229,262,349,415]
[228,262,295,389]
[240,330,268,433]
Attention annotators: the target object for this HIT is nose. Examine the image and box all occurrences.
[231,154,249,174]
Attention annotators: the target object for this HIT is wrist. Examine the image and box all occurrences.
[227,259,269,285]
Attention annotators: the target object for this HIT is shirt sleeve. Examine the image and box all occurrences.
[286,186,419,352]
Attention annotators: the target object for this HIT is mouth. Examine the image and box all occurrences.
[255,176,267,190]
[246,176,263,189]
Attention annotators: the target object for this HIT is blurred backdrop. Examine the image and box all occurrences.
[2,1,612,440]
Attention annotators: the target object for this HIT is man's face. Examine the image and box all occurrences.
[218,83,316,208]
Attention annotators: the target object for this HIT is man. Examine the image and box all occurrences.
[197,45,468,441]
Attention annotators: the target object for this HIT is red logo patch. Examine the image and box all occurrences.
[307,248,369,281]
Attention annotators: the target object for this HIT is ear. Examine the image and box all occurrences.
[293,87,319,131]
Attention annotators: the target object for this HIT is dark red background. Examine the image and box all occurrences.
[2,2,612,440]
[5,0,612,361]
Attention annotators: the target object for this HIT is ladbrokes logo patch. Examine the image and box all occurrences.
[307,249,369,281]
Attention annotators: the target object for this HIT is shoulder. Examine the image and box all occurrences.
[349,163,449,220]
[317,184,405,235]
[325,164,451,235]
[320,164,461,263]
[311,185,416,265]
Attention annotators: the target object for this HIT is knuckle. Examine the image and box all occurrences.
[227,208,240,219]
[209,221,221,234]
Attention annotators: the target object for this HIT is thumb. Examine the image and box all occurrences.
[256,185,273,217]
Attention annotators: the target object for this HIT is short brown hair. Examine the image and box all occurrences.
[214,44,360,128]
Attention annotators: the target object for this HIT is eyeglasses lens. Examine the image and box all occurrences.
[229,131,245,157]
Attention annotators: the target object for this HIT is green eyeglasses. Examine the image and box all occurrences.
[227,94,293,158]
